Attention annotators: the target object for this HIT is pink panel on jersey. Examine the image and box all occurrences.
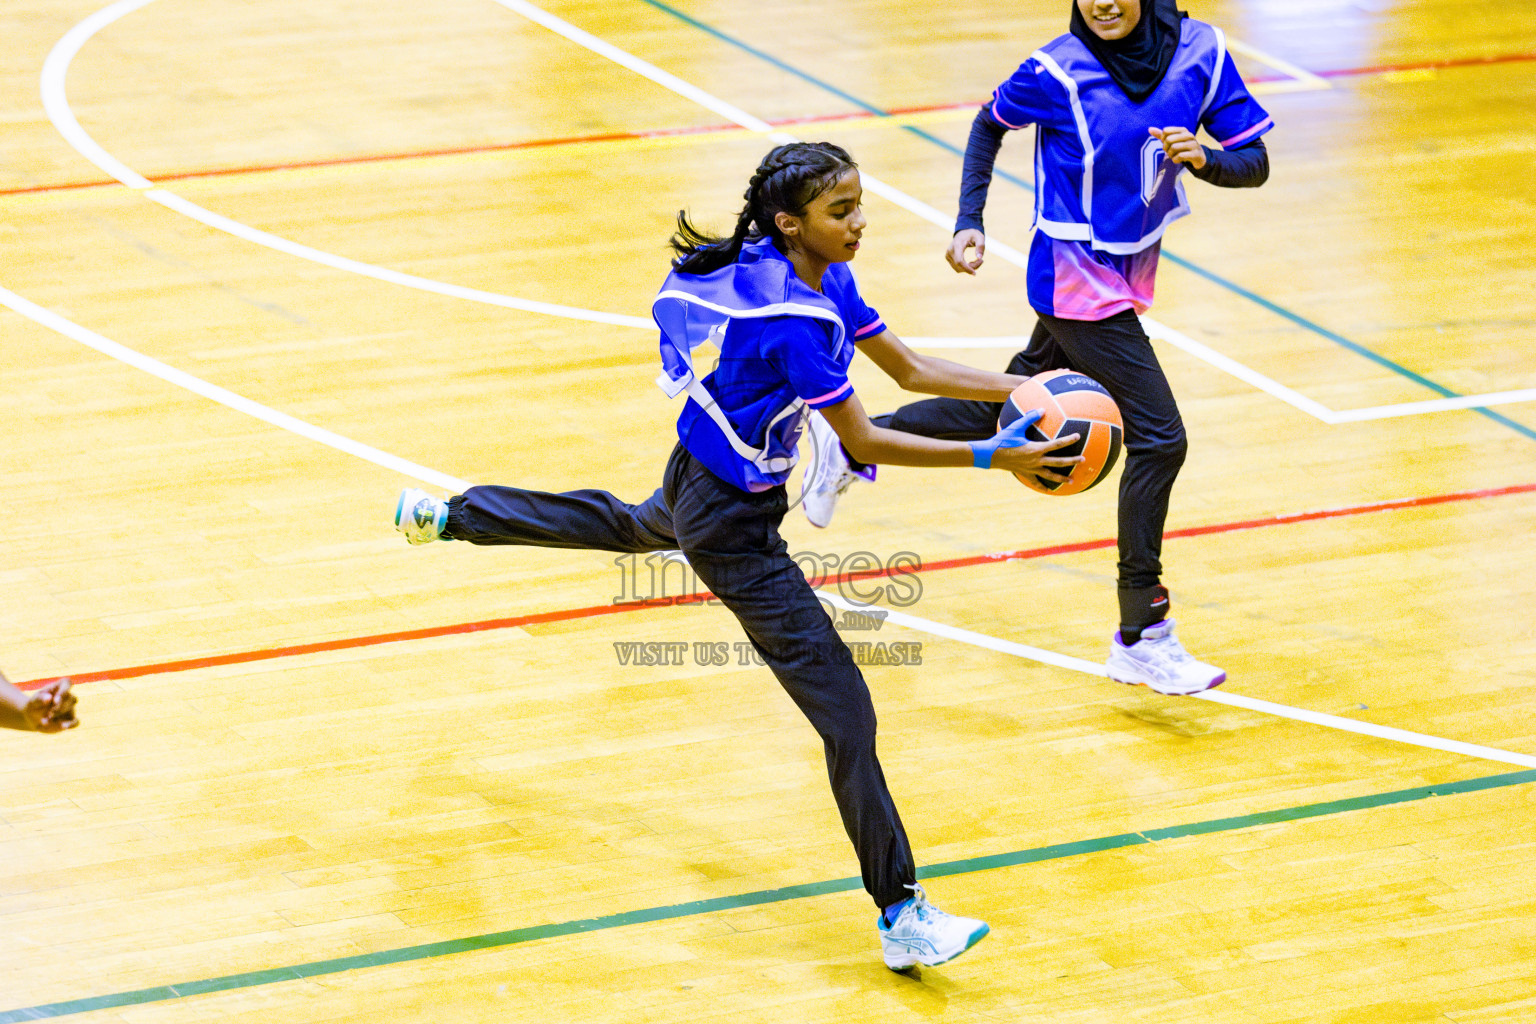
[1048,238,1160,321]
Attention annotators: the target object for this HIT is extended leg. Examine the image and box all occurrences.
[444,483,676,553]
[1030,311,1187,629]
[1028,312,1222,693]
[666,449,917,908]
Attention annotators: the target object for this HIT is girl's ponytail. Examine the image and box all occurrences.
[669,203,755,276]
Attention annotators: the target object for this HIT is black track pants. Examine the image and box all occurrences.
[446,444,918,908]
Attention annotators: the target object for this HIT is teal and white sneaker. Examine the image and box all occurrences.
[395,488,448,545]
[877,884,990,971]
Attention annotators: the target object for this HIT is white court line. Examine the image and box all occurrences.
[884,344,1536,421]
[1140,318,1340,422]
[816,592,1536,771]
[24,0,1536,814]
[1227,37,1332,91]
[43,0,1535,426]
[414,2,1536,427]
[7,271,1532,776]
[39,0,158,191]
[1325,387,1536,422]
[0,284,471,493]
[42,0,650,331]
[144,190,654,330]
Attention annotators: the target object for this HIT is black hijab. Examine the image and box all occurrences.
[1069,0,1188,103]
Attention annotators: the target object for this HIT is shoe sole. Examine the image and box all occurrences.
[1107,668,1227,697]
[393,490,408,531]
[883,922,990,971]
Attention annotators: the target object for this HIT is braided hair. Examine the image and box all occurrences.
[669,142,857,275]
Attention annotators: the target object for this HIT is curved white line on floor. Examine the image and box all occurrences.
[40,0,157,189]
[41,0,648,330]
[144,189,655,329]
[37,0,1015,346]
[35,0,1079,357]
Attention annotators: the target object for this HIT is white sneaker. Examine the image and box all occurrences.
[877,884,990,971]
[801,412,872,528]
[395,488,448,545]
[1105,618,1226,695]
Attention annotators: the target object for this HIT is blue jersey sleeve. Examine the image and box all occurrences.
[826,262,884,341]
[845,294,884,342]
[764,318,854,409]
[1200,50,1273,149]
[990,58,1071,131]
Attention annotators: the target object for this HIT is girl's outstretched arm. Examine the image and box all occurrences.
[0,673,77,732]
[818,392,1080,478]
[855,329,1026,402]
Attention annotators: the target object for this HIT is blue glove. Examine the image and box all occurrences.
[970,409,1043,469]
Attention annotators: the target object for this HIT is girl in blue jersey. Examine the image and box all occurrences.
[394,142,1081,969]
[803,0,1272,697]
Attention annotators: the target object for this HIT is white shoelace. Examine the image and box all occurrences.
[904,882,938,922]
[1141,635,1195,665]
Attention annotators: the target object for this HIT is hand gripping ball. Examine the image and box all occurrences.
[998,370,1124,495]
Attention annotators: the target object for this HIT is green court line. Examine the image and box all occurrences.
[5,768,1534,1022]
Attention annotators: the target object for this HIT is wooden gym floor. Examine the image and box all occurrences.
[2,1,1534,1021]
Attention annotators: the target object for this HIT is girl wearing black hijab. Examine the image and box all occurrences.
[799,0,1273,696]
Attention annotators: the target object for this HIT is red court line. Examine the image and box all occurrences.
[17,480,1535,691]
[9,49,1533,200]
[1311,51,1536,79]
[0,101,971,199]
